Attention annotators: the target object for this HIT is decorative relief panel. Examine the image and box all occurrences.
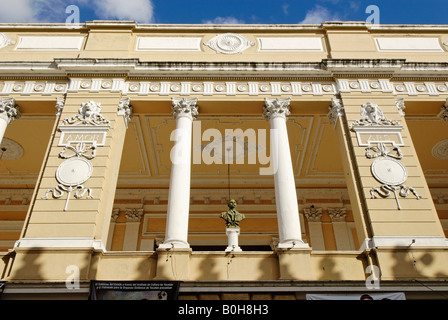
[350,101,421,210]
[43,100,110,211]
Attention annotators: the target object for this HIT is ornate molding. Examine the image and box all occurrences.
[62,100,110,126]
[303,206,323,222]
[172,97,198,120]
[263,98,291,121]
[0,97,20,124]
[204,33,255,54]
[351,102,399,127]
[55,97,65,116]
[327,98,344,125]
[117,97,134,128]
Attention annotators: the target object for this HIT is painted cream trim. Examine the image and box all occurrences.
[136,37,202,51]
[257,37,323,52]
[14,237,105,250]
[360,236,448,250]
[375,37,444,52]
[15,36,85,51]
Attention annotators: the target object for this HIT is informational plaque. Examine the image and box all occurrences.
[89,281,180,300]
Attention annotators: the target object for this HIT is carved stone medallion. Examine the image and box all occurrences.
[204,33,255,54]
[56,157,93,187]
[371,157,408,186]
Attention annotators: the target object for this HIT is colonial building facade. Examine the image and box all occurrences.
[0,21,447,300]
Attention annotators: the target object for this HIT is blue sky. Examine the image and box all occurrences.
[0,0,447,25]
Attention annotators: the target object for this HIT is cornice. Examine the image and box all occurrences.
[1,59,448,85]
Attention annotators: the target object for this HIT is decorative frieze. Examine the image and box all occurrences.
[1,78,448,98]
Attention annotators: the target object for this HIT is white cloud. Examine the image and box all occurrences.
[202,16,245,24]
[0,0,154,23]
[299,5,340,24]
[92,0,154,23]
[0,0,41,23]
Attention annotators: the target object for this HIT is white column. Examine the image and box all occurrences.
[0,98,20,144]
[263,98,308,248]
[159,98,198,249]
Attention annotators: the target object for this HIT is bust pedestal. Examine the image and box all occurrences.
[225,227,242,252]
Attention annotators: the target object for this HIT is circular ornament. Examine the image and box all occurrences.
[416,85,426,92]
[56,157,93,187]
[432,139,448,159]
[302,85,311,92]
[371,157,408,186]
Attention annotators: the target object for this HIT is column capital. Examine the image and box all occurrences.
[327,98,344,125]
[117,97,134,128]
[304,206,323,222]
[438,99,448,121]
[263,98,291,121]
[0,97,20,124]
[328,207,347,222]
[172,97,198,121]
[125,208,144,222]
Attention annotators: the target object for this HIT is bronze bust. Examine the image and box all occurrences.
[220,199,245,228]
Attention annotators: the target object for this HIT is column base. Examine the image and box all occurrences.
[154,248,192,280]
[276,239,310,249]
[275,247,314,280]
[158,239,190,249]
